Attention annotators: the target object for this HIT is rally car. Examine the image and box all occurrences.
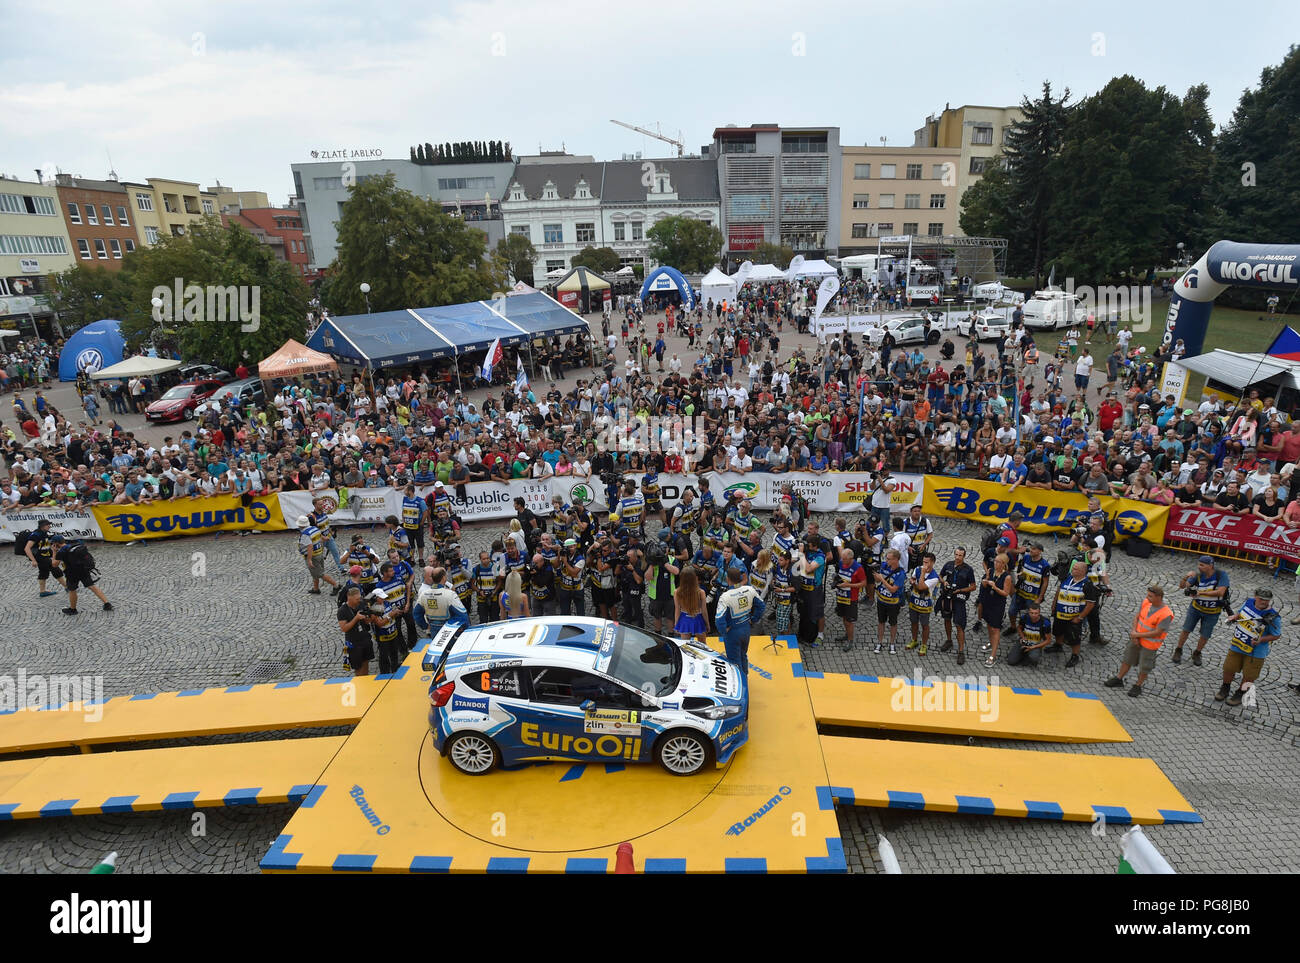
[422,617,749,776]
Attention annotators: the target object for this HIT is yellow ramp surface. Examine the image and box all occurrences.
[265,638,845,873]
[0,676,385,754]
[806,671,1132,743]
[0,736,345,819]
[820,735,1201,825]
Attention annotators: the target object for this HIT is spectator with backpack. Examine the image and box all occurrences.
[49,534,113,615]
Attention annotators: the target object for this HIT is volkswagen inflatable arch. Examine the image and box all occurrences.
[1164,240,1300,356]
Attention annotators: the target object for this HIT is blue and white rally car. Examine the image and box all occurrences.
[422,617,749,776]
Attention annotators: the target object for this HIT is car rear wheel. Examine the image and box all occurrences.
[927,330,940,345]
[656,729,712,776]
[446,731,499,775]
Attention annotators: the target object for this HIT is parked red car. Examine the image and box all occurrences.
[144,379,225,422]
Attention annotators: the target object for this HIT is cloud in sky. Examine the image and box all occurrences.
[2,0,1297,200]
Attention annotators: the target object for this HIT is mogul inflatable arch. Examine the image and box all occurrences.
[1164,240,1300,355]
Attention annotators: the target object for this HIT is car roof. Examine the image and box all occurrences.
[446,616,616,675]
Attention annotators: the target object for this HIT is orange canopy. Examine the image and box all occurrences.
[257,339,338,379]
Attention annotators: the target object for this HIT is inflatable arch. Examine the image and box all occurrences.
[1164,241,1299,355]
[639,266,697,312]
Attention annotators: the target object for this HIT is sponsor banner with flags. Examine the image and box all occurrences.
[704,472,923,513]
[1163,505,1300,563]
[0,507,104,543]
[92,494,288,542]
[922,477,1168,543]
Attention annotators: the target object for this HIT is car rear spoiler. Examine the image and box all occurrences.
[421,622,465,674]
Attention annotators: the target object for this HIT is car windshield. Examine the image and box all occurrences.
[162,385,195,400]
[608,625,682,698]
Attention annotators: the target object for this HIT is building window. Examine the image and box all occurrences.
[66,202,81,224]
[313,176,344,190]
[125,239,135,253]
[969,156,990,175]
[543,223,563,243]
[904,194,921,209]
[135,192,154,211]
[110,239,122,259]
[510,224,529,236]
[202,199,214,214]
[902,222,919,236]
[436,176,497,191]
[0,235,68,254]
[77,239,91,260]
[880,164,896,179]
[117,206,129,226]
[144,226,159,244]
[853,163,871,179]
[971,125,994,145]
[575,223,596,243]
[86,205,98,225]
[932,164,947,180]
[851,223,872,239]
[878,194,895,209]
[929,194,946,209]
[875,222,893,235]
[102,204,114,225]
[613,222,625,241]
[928,223,944,236]
[94,239,108,259]
[631,222,643,241]
[0,194,22,214]
[546,259,566,273]
[852,194,869,209]
[905,164,923,179]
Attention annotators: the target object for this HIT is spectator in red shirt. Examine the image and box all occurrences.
[1098,394,1124,434]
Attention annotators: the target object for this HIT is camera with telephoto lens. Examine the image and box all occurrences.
[600,470,623,488]
[646,540,668,565]
[1184,587,1197,597]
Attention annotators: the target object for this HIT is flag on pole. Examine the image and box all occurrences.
[811,275,841,339]
[515,354,529,394]
[480,337,503,382]
[1265,326,1300,362]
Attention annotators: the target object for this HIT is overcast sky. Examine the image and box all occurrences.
[3,0,1296,205]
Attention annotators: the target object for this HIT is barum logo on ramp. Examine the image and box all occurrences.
[724,785,792,835]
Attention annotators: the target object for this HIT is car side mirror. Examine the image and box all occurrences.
[580,699,595,712]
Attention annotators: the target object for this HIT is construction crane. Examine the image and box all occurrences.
[610,119,684,157]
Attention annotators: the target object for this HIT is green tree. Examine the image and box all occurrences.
[495,232,537,284]
[958,161,1021,263]
[50,264,134,332]
[115,217,310,367]
[325,172,505,315]
[646,215,723,272]
[571,245,620,273]
[750,241,794,270]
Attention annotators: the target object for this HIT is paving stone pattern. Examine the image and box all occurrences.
[1,513,1296,873]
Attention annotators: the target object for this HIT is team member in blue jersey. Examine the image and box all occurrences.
[1217,587,1281,707]
[873,548,907,654]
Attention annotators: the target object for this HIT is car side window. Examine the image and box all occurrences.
[465,667,526,699]
[530,667,634,708]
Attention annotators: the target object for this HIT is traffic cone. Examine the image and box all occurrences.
[90,851,117,874]
[614,842,634,874]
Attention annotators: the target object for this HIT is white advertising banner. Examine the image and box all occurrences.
[1159,361,1189,408]
[811,314,881,337]
[702,472,924,513]
[0,507,104,543]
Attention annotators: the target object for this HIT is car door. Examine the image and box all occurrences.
[527,666,647,763]
[457,664,532,762]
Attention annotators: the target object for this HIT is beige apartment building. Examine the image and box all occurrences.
[913,104,1024,219]
[121,178,220,247]
[837,146,962,255]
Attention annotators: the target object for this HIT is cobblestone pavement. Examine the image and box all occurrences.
[1,513,1297,873]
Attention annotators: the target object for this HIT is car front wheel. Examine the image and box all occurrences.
[446,731,500,775]
[656,729,712,776]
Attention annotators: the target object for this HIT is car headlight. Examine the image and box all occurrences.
[689,704,742,721]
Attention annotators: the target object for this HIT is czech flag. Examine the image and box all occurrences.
[1265,327,1300,362]
[481,338,502,381]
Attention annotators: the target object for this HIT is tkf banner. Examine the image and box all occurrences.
[922,477,1169,543]
[92,495,288,542]
[0,507,103,544]
[704,472,924,514]
[1163,505,1300,564]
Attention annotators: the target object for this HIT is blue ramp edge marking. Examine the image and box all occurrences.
[955,795,996,815]
[603,763,625,774]
[644,858,687,873]
[101,795,139,814]
[260,834,302,871]
[224,684,254,693]
[40,799,79,817]
[725,857,768,874]
[410,856,453,873]
[777,634,798,650]
[323,676,352,685]
[901,676,932,688]
[487,857,530,873]
[806,837,847,874]
[0,803,19,820]
[289,784,325,807]
[1064,690,1100,700]
[273,680,302,690]
[565,858,608,874]
[223,787,262,806]
[1024,800,1065,820]
[177,688,206,697]
[817,785,855,808]
[1158,809,1203,824]
[129,692,157,701]
[412,638,431,653]
[161,791,200,810]
[792,663,823,679]
[559,764,586,782]
[954,680,988,692]
[1091,804,1132,825]
[1011,687,1042,695]
[333,854,376,872]
[887,790,926,811]
[848,674,880,683]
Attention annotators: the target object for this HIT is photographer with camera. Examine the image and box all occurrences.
[555,539,586,616]
[588,535,618,619]
[646,529,683,634]
[618,547,647,626]
[938,547,977,664]
[337,586,376,676]
[528,553,556,617]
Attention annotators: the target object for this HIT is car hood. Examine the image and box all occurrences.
[147,398,187,410]
[672,641,742,701]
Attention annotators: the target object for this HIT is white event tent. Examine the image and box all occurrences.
[700,267,738,306]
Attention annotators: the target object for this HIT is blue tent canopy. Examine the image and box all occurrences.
[59,319,124,381]
[306,292,589,369]
[640,266,697,311]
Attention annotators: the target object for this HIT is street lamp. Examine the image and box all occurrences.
[1176,242,1185,268]
[359,282,371,314]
